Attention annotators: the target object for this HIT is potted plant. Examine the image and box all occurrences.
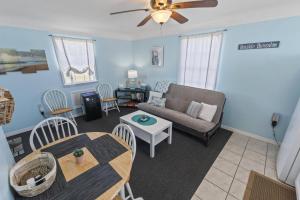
[73,149,84,164]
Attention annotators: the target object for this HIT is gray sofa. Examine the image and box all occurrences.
[137,83,226,145]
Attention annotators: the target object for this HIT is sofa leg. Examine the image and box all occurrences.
[205,135,210,147]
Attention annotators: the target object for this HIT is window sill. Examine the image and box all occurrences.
[63,80,98,87]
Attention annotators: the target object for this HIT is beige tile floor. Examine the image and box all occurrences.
[191,132,279,200]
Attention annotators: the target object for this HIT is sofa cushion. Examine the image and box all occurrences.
[148,97,166,108]
[165,84,225,124]
[147,91,163,103]
[198,103,218,122]
[137,103,216,133]
[186,101,202,118]
[165,97,190,113]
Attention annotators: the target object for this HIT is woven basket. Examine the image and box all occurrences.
[10,152,57,197]
[0,88,14,125]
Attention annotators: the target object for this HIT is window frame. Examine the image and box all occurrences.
[52,36,98,86]
[178,31,224,90]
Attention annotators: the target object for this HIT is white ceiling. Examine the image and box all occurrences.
[0,0,299,40]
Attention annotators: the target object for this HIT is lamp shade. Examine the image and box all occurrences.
[151,10,172,24]
[128,70,138,79]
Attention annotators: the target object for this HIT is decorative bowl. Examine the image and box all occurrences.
[139,115,150,122]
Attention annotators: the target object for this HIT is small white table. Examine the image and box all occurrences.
[120,110,173,158]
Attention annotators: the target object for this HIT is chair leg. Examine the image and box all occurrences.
[119,186,126,200]
[105,103,108,116]
[125,183,134,199]
[115,100,120,112]
[69,112,77,126]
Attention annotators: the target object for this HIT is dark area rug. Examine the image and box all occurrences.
[7,108,232,200]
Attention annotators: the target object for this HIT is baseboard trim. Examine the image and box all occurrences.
[222,125,278,145]
[5,112,85,137]
[6,119,278,146]
[4,126,34,137]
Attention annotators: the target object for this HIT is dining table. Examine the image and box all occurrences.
[15,132,133,200]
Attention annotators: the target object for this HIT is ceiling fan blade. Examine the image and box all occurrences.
[170,0,218,9]
[171,11,189,24]
[137,15,152,27]
[110,9,149,15]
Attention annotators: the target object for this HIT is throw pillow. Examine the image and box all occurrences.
[149,96,166,107]
[147,91,163,103]
[198,103,218,122]
[186,101,202,118]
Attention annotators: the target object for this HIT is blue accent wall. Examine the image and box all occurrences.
[1,16,300,141]
[132,17,300,141]
[217,17,300,141]
[0,26,132,133]
[133,36,180,87]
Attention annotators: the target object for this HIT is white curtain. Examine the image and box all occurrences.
[178,32,223,90]
[52,36,96,85]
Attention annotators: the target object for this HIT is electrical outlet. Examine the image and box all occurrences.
[38,104,45,117]
[272,113,280,127]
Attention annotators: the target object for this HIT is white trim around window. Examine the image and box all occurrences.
[178,31,224,90]
[52,36,97,86]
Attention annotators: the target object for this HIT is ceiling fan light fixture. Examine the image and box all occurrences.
[151,10,172,24]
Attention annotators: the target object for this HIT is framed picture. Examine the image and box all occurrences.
[0,48,48,74]
[151,46,164,67]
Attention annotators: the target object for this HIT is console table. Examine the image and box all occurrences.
[115,88,148,107]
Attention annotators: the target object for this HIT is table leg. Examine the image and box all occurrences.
[168,124,172,144]
[150,135,155,158]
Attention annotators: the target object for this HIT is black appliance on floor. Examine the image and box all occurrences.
[81,92,102,121]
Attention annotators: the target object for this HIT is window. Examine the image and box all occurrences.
[178,32,223,90]
[52,36,97,85]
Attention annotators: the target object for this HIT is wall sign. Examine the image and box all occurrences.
[238,41,280,50]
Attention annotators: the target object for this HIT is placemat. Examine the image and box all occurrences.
[87,134,128,163]
[42,134,90,158]
[16,134,127,200]
[132,114,157,126]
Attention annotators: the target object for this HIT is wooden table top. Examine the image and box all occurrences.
[18,132,133,200]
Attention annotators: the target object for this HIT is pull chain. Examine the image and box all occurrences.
[160,23,164,38]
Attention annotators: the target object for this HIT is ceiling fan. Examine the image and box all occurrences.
[110,0,218,27]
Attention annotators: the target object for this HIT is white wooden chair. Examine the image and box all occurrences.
[97,83,120,116]
[112,124,143,200]
[43,89,77,125]
[29,116,78,151]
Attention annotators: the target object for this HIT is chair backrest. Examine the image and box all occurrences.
[154,80,170,93]
[112,123,136,161]
[43,89,67,112]
[29,116,78,151]
[97,83,113,100]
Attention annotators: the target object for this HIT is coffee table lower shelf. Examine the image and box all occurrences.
[120,110,173,158]
[128,126,172,158]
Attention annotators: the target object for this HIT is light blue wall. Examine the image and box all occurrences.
[133,36,179,88]
[132,17,300,141]
[2,16,300,141]
[96,38,133,89]
[0,26,132,134]
[0,126,15,200]
[217,17,300,141]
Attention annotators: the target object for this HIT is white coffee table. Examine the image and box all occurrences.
[120,110,172,158]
